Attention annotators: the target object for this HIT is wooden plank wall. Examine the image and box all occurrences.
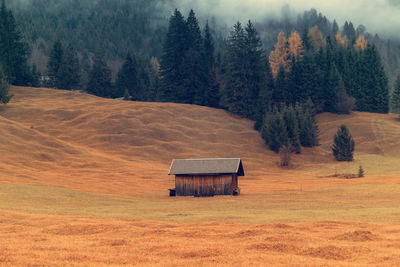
[232,174,238,192]
[175,175,233,196]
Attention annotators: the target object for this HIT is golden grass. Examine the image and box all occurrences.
[1,210,400,266]
[1,86,400,265]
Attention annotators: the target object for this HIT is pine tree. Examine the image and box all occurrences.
[243,20,266,119]
[0,65,11,104]
[354,44,389,113]
[262,111,288,153]
[332,20,339,36]
[391,73,400,113]
[203,22,220,108]
[324,63,341,112]
[86,53,112,97]
[205,66,220,108]
[254,59,274,131]
[343,21,356,43]
[184,9,207,105]
[0,0,31,85]
[55,44,80,90]
[116,53,151,100]
[47,41,63,88]
[296,101,319,147]
[223,22,247,116]
[203,21,214,71]
[332,125,355,161]
[273,65,286,104]
[160,9,189,102]
[116,53,137,98]
[283,105,301,153]
[286,54,318,105]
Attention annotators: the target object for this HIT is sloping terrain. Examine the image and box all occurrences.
[1,86,400,265]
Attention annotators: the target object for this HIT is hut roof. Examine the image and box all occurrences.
[168,158,245,176]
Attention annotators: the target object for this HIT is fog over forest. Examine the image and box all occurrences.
[164,0,400,37]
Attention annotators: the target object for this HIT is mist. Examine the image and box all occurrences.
[164,0,400,38]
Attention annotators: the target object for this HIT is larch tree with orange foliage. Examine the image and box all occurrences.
[269,31,304,78]
[354,35,367,50]
[269,32,290,77]
[308,26,326,51]
[288,31,304,60]
[335,33,349,47]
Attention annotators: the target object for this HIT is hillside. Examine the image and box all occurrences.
[1,86,400,194]
[1,86,400,265]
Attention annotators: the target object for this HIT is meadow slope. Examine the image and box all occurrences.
[1,86,400,265]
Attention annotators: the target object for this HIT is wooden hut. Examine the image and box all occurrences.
[168,158,244,196]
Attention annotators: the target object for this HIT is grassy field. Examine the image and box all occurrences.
[1,182,400,224]
[1,86,400,265]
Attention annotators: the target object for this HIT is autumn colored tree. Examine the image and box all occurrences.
[269,32,290,77]
[270,31,305,78]
[288,31,304,60]
[335,33,348,47]
[354,35,367,51]
[308,26,326,51]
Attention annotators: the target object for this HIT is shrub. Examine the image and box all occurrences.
[358,165,364,177]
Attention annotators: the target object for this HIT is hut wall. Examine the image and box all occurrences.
[232,174,238,191]
[175,175,233,196]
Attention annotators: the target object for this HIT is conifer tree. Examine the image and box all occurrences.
[332,125,355,161]
[55,44,80,90]
[223,22,247,116]
[343,21,356,43]
[0,0,31,85]
[332,20,339,36]
[273,65,286,104]
[296,102,319,147]
[243,20,266,119]
[47,41,63,88]
[160,9,189,102]
[288,31,304,60]
[391,73,400,113]
[283,105,301,153]
[254,60,274,130]
[116,53,138,99]
[354,44,389,113]
[262,112,288,153]
[269,32,290,77]
[354,35,367,51]
[115,53,151,100]
[286,54,318,104]
[203,22,220,108]
[0,65,11,104]
[86,53,112,97]
[308,26,326,51]
[184,9,207,105]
